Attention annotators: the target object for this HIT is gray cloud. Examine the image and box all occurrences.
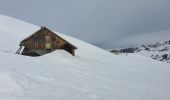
[0,0,170,49]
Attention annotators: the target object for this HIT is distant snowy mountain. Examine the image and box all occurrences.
[111,40,170,63]
[0,15,170,100]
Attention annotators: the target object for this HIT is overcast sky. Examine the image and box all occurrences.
[0,0,170,49]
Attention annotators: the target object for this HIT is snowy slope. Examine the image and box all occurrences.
[0,15,170,100]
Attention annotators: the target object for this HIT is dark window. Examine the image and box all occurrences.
[38,35,45,43]
[34,35,45,49]
[52,36,56,41]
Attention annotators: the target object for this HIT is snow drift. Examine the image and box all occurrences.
[0,15,170,100]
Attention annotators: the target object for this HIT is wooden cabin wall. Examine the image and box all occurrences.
[23,30,68,50]
[21,28,76,56]
[45,29,66,49]
[25,38,34,50]
[55,37,66,49]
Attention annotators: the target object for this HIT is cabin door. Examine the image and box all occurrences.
[45,36,51,50]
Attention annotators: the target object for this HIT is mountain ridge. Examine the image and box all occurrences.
[111,40,170,63]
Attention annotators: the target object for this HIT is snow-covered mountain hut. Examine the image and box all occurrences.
[16,27,77,56]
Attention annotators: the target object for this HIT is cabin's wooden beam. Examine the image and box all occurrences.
[15,46,22,54]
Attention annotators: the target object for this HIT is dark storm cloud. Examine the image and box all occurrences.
[0,0,170,49]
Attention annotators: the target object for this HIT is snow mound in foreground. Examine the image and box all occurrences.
[0,15,170,100]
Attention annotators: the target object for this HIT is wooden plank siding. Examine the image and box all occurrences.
[19,27,77,56]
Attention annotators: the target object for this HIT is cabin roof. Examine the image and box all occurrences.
[20,27,77,49]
